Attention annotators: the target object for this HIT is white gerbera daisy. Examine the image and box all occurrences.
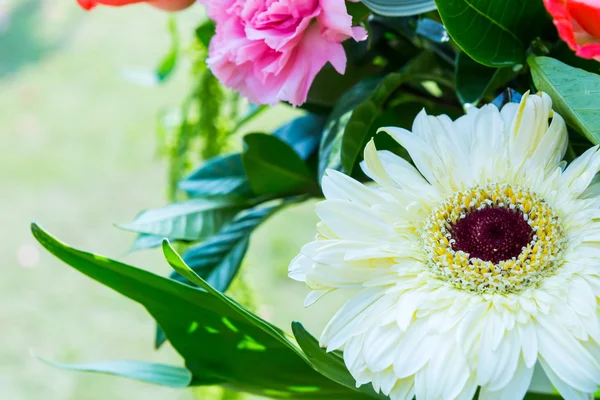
[289,92,600,400]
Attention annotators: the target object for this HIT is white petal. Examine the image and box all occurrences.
[517,322,538,368]
[372,367,398,395]
[322,288,391,351]
[456,302,489,359]
[379,124,445,190]
[536,314,600,392]
[581,174,600,199]
[524,110,568,178]
[315,200,393,241]
[304,289,332,307]
[469,104,509,183]
[344,335,364,372]
[363,323,402,372]
[479,358,534,400]
[389,377,414,400]
[288,253,311,282]
[394,291,424,331]
[507,91,554,169]
[393,321,438,378]
[379,151,438,195]
[455,375,478,400]
[560,145,600,197]
[485,328,521,391]
[539,358,595,400]
[322,168,386,206]
[425,342,470,400]
[361,139,395,187]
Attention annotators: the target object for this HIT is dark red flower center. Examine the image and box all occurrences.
[450,207,533,264]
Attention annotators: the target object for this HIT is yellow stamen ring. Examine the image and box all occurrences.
[422,184,564,293]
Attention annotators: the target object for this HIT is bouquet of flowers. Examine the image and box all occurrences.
[33,0,600,399]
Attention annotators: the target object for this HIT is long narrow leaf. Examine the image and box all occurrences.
[31,224,374,399]
[39,359,192,388]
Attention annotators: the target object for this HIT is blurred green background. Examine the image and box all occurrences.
[1,1,345,398]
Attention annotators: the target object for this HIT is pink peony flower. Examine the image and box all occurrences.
[544,0,600,61]
[202,0,368,106]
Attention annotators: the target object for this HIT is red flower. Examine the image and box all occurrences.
[544,0,600,61]
[77,0,195,11]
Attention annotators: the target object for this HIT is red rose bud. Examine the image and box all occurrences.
[544,0,600,61]
[77,0,195,11]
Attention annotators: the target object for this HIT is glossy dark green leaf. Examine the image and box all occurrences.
[31,224,372,399]
[118,197,246,241]
[242,133,315,196]
[179,154,253,198]
[156,17,179,81]
[319,77,383,178]
[307,64,382,109]
[529,56,600,145]
[436,0,547,67]
[195,20,215,49]
[273,114,327,160]
[40,359,192,388]
[341,73,423,173]
[455,51,517,106]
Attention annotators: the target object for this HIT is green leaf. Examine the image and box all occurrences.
[307,64,382,109]
[341,73,416,173]
[436,0,548,67]
[178,201,289,290]
[195,19,215,49]
[529,56,600,145]
[40,359,192,388]
[156,17,179,81]
[155,202,255,348]
[179,154,253,198]
[242,133,315,196]
[455,51,517,106]
[156,199,296,347]
[319,77,383,177]
[340,72,455,174]
[342,102,379,173]
[118,197,246,241]
[31,224,373,399]
[361,0,436,16]
[273,114,327,160]
[162,241,380,398]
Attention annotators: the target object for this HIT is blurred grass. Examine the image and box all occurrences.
[0,1,344,399]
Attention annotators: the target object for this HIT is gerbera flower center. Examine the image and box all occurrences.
[422,184,564,293]
[450,207,533,264]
